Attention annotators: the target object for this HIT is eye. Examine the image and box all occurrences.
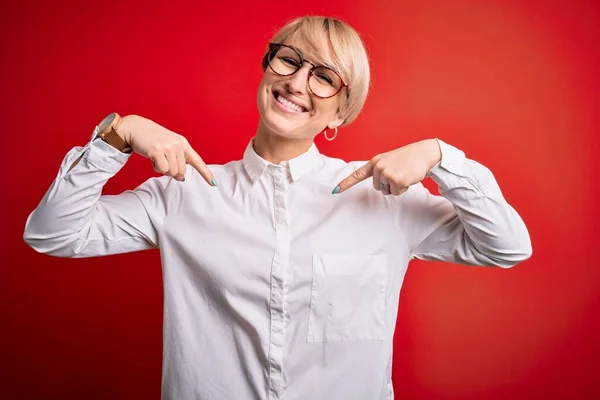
[316,73,333,85]
[280,56,300,67]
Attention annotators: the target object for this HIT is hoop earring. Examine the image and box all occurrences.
[324,126,338,141]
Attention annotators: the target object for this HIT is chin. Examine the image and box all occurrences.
[261,117,299,139]
[257,104,292,135]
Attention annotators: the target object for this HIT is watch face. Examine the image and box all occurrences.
[98,113,116,133]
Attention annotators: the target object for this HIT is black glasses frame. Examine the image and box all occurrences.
[262,42,348,99]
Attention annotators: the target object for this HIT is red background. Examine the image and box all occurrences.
[2,0,599,399]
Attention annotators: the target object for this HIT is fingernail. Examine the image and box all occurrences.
[211,178,218,187]
[332,186,341,194]
[182,177,186,182]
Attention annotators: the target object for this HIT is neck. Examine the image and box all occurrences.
[253,120,314,164]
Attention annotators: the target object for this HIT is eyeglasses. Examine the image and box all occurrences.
[263,43,348,99]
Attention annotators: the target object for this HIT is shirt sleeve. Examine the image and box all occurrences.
[395,138,532,268]
[23,127,175,258]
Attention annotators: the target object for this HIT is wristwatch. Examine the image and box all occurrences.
[95,112,132,153]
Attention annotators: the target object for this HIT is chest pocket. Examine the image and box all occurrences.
[307,254,387,342]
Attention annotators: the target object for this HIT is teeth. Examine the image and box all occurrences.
[276,94,304,112]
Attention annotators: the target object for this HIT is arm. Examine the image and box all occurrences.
[23,126,173,258]
[397,139,532,268]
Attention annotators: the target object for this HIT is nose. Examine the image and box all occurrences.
[285,63,312,94]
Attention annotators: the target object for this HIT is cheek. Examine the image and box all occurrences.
[257,78,271,109]
[259,71,278,89]
[313,99,340,120]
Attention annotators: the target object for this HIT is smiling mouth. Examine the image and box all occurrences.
[273,90,308,113]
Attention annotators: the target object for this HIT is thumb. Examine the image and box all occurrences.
[332,161,374,194]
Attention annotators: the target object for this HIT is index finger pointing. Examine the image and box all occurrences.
[184,145,217,187]
[333,161,374,194]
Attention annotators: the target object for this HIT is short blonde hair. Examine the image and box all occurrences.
[261,16,371,126]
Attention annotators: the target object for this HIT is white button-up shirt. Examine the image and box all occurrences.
[23,126,532,400]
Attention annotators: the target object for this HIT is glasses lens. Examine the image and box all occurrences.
[309,66,343,98]
[269,46,301,76]
[268,44,344,98]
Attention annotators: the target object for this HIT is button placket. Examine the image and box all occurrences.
[267,166,291,400]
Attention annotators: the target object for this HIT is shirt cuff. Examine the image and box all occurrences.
[79,125,132,173]
[426,138,466,178]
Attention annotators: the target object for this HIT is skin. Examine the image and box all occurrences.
[253,36,345,165]
[252,36,442,196]
[114,35,442,195]
[335,139,442,196]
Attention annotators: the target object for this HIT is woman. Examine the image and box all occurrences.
[23,15,532,400]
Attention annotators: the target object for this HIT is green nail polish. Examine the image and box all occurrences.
[182,177,186,182]
[332,186,341,194]
[211,178,218,187]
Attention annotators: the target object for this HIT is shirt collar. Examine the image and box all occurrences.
[242,137,321,183]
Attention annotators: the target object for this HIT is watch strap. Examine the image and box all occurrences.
[99,129,131,153]
[97,113,132,153]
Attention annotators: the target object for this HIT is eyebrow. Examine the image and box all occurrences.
[291,44,340,73]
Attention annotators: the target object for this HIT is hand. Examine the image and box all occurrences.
[118,115,216,185]
[332,139,441,195]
